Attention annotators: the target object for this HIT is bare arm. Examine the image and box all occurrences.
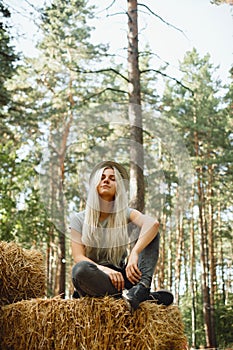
[71,229,94,264]
[126,209,159,284]
[71,228,125,291]
[129,209,159,253]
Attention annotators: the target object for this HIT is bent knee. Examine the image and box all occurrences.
[72,261,97,280]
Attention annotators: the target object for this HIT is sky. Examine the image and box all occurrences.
[4,0,233,88]
[89,0,233,85]
[4,0,232,222]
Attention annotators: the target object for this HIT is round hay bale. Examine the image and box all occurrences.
[0,241,46,306]
[0,296,187,350]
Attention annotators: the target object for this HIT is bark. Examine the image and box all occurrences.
[174,214,183,305]
[207,164,217,347]
[197,170,212,347]
[127,0,144,211]
[46,226,55,296]
[167,173,173,290]
[190,186,197,348]
[193,100,213,348]
[217,194,226,304]
[47,75,74,298]
[58,157,66,298]
[167,219,173,290]
[155,212,166,289]
[57,82,74,297]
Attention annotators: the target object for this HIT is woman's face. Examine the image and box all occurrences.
[97,167,116,201]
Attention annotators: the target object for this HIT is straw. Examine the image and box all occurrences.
[0,296,187,350]
[0,241,46,306]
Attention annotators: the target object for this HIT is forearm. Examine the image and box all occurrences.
[131,219,159,254]
[73,253,95,264]
[73,251,107,273]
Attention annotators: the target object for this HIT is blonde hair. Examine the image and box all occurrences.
[82,166,129,266]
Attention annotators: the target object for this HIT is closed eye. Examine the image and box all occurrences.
[101,175,115,181]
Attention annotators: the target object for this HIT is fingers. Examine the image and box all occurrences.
[109,272,124,291]
[126,264,142,284]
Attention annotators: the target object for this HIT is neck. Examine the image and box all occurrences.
[99,198,113,218]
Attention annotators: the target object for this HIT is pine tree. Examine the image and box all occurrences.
[162,48,232,347]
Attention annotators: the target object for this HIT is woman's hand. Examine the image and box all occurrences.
[99,266,125,291]
[126,250,142,285]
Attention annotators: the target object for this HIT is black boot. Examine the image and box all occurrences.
[149,290,174,306]
[122,283,150,313]
[72,290,81,299]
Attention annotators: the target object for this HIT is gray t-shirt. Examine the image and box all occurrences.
[70,207,136,267]
[70,207,132,234]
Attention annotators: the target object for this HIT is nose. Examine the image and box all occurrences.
[103,176,110,183]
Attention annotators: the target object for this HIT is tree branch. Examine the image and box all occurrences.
[105,0,117,11]
[138,3,188,39]
[138,50,170,67]
[140,68,194,94]
[81,87,129,103]
[75,67,129,82]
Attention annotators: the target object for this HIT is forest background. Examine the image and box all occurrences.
[0,0,232,348]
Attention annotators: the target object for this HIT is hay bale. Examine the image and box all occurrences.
[0,241,46,306]
[0,296,187,350]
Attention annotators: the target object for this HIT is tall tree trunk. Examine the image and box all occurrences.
[167,172,173,291]
[58,157,66,298]
[49,77,74,298]
[46,226,55,297]
[174,214,183,305]
[190,185,197,348]
[207,164,217,347]
[193,100,212,348]
[197,170,212,347]
[58,85,74,297]
[127,0,144,211]
[155,212,166,289]
[217,193,226,304]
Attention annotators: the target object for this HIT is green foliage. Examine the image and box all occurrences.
[160,48,233,347]
[215,294,233,346]
[0,140,52,245]
[0,2,18,115]
[180,291,233,347]
[0,1,19,139]
[0,1,232,346]
[180,291,205,347]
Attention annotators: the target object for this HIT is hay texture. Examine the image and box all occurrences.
[0,296,187,350]
[0,241,46,306]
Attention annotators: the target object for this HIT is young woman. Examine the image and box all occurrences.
[70,160,173,312]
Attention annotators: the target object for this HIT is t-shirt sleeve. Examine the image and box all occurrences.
[69,211,85,233]
[127,207,133,222]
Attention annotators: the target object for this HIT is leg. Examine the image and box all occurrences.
[138,233,160,288]
[123,233,173,312]
[72,261,120,297]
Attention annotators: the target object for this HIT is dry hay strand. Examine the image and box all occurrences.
[0,241,46,306]
[0,296,187,350]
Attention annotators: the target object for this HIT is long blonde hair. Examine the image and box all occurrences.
[82,166,129,266]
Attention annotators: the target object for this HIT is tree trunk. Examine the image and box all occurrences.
[190,186,197,348]
[217,193,226,304]
[174,214,183,305]
[207,164,217,347]
[193,100,213,348]
[127,0,144,211]
[58,158,66,298]
[155,211,166,289]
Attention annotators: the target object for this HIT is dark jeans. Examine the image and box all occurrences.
[72,233,160,297]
